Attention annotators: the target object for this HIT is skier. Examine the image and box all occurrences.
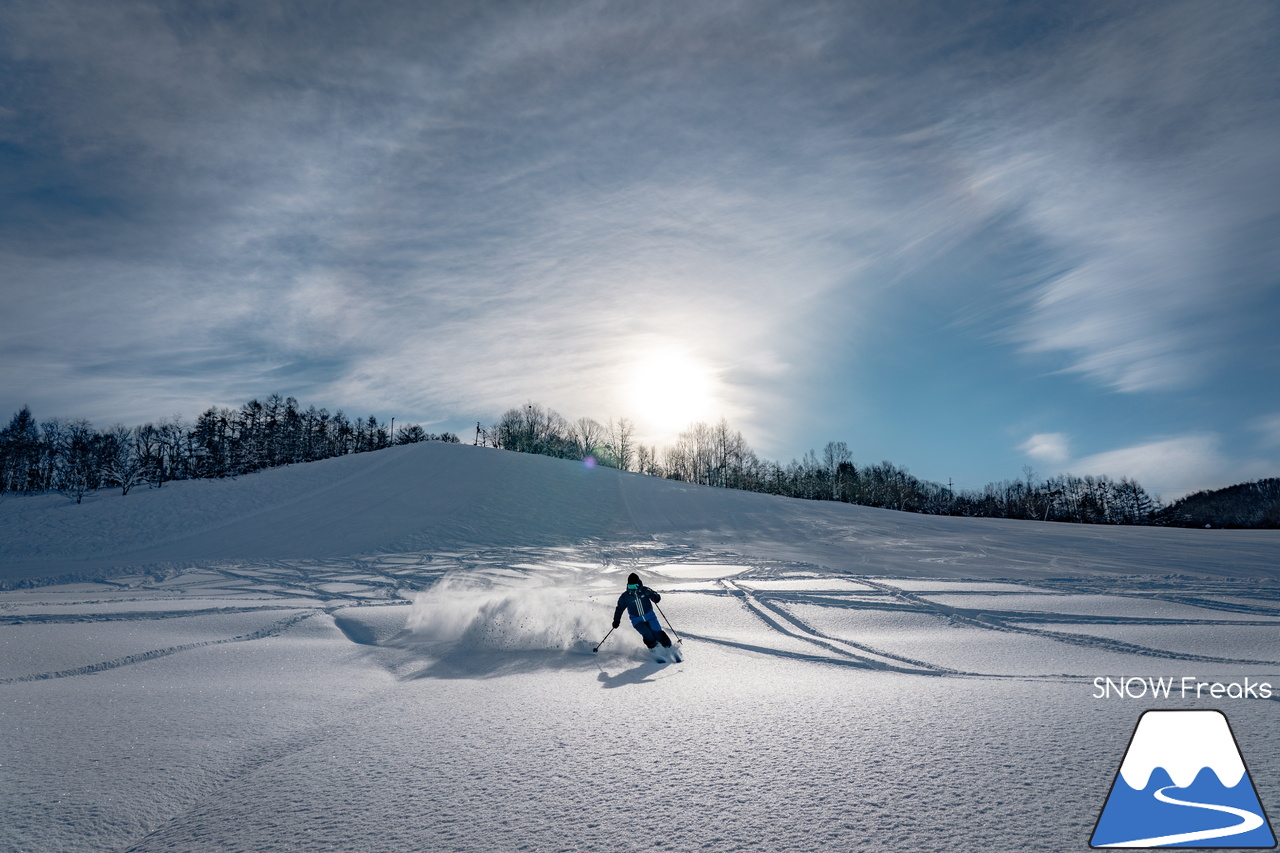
[613,572,674,653]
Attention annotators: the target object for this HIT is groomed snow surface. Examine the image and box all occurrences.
[2,442,1279,852]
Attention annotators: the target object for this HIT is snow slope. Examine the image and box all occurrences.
[3,441,1277,583]
[2,443,1279,852]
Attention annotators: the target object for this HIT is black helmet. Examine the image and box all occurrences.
[626,572,641,587]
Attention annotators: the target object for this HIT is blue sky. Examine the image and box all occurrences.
[2,1,1278,499]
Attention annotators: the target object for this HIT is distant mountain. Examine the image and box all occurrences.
[1160,478,1280,529]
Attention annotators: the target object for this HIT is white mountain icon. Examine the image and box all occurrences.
[1119,711,1246,790]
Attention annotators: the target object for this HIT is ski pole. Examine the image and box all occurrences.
[654,603,682,645]
[592,626,615,653]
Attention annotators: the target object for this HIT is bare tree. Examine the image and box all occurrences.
[55,418,97,504]
[823,441,851,500]
[608,417,635,471]
[396,424,428,444]
[573,416,608,460]
[635,444,660,477]
[101,423,144,496]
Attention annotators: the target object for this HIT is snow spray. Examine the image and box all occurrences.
[405,572,602,652]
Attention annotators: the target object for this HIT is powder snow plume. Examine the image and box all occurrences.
[405,570,605,652]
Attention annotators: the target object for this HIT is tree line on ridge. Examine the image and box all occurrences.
[0,396,457,503]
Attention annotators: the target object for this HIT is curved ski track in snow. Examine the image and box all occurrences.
[0,611,320,684]
[3,446,1280,853]
[4,542,1280,684]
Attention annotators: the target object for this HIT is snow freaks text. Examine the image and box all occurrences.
[1092,676,1274,700]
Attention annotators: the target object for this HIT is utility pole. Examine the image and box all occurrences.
[948,478,954,515]
[390,417,394,447]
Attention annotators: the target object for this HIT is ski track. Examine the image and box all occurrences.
[5,543,1278,687]
[0,611,320,684]
[5,541,1280,853]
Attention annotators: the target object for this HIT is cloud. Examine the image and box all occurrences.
[2,1,1279,472]
[1019,433,1070,466]
[957,4,1280,393]
[1018,428,1277,501]
[1071,435,1273,501]
[0,1,988,439]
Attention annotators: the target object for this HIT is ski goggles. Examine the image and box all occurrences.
[627,583,640,590]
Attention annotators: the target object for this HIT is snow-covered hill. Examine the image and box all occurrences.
[2,444,1279,852]
[3,441,1277,584]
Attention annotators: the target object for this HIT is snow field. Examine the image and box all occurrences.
[918,592,1280,621]
[5,548,1280,851]
[777,603,1259,677]
[0,610,311,681]
[650,562,750,579]
[873,579,1059,592]
[1,617,393,853]
[735,578,880,592]
[2,444,1279,851]
[80,647,1278,853]
[1024,622,1280,665]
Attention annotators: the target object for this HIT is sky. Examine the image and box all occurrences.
[2,0,1278,501]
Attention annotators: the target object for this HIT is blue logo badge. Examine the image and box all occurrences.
[1092,710,1275,848]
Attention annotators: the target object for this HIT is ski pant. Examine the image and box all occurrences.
[632,611,671,648]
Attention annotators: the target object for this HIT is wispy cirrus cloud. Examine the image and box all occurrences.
[0,1,987,435]
[1072,435,1275,501]
[960,3,1280,393]
[1020,431,1274,501]
[2,1,1278,489]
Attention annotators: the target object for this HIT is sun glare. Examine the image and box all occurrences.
[627,349,717,436]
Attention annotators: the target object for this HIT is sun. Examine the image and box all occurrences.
[626,349,717,435]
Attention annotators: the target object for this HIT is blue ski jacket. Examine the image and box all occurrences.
[614,585,661,625]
